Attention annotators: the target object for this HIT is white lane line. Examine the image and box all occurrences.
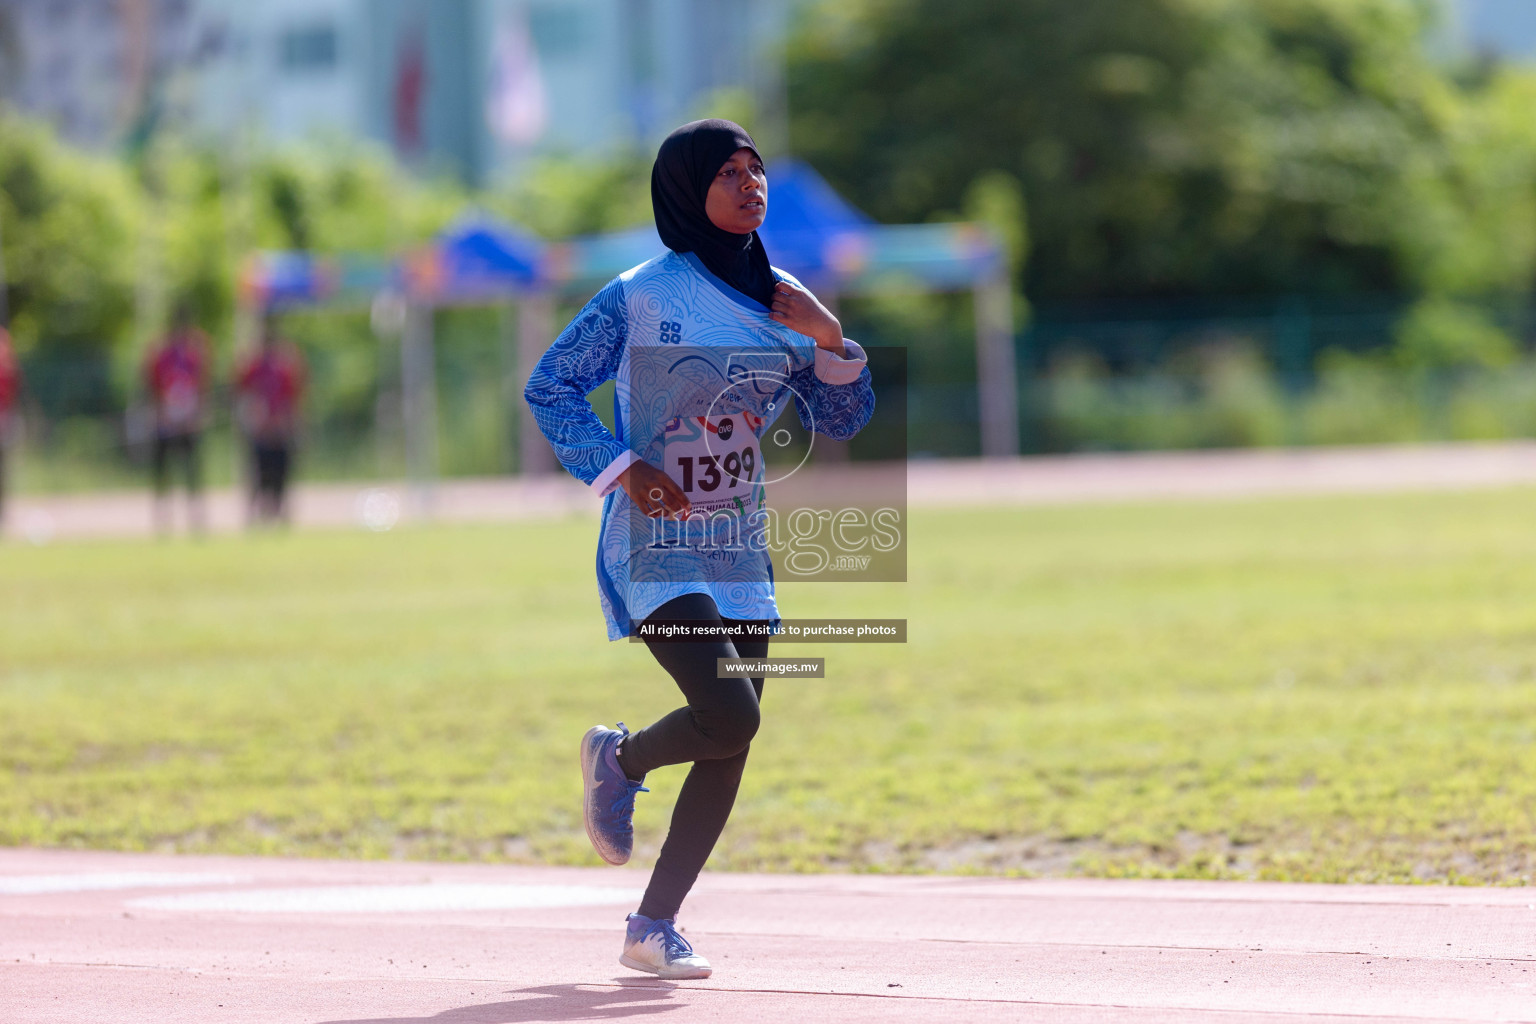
[0,873,248,895]
[129,883,644,914]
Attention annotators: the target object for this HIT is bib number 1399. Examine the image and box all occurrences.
[675,447,755,493]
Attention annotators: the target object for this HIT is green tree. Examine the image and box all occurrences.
[787,0,1536,303]
[123,138,466,352]
[244,142,466,254]
[0,118,139,355]
[488,150,654,239]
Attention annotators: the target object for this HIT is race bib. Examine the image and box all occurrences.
[663,413,764,518]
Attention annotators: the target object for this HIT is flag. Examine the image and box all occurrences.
[486,12,546,146]
[394,29,426,154]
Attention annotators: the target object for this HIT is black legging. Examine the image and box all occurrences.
[615,592,769,921]
[250,441,293,522]
[152,432,202,496]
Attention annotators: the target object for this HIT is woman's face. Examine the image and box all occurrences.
[704,147,767,234]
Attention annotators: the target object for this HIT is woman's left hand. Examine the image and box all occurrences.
[770,281,845,357]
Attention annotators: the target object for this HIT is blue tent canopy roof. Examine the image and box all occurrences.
[241,251,392,311]
[755,159,872,279]
[414,217,546,300]
[763,159,873,233]
[550,160,1002,294]
[242,164,1003,312]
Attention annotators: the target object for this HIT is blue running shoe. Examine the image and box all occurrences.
[619,913,712,979]
[580,722,647,865]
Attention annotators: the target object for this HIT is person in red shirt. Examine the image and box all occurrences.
[235,315,305,525]
[0,327,20,531]
[143,305,211,534]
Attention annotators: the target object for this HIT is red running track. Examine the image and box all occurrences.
[2,848,1532,1023]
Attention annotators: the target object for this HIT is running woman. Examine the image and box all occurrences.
[524,119,875,979]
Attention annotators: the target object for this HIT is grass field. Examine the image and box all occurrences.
[4,490,1536,884]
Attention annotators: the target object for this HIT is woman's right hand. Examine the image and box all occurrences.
[618,459,692,519]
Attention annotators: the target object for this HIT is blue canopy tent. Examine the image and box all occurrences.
[543,161,1017,457]
[241,252,335,311]
[391,216,550,505]
[755,159,873,289]
[544,159,874,294]
[237,164,1018,509]
[243,218,557,505]
[399,218,545,303]
[240,251,393,312]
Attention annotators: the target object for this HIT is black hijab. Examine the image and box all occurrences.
[651,119,777,309]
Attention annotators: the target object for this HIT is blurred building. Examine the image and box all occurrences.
[0,0,218,150]
[0,0,796,183]
[190,0,366,160]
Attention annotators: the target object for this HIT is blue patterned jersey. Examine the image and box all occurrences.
[524,250,876,639]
